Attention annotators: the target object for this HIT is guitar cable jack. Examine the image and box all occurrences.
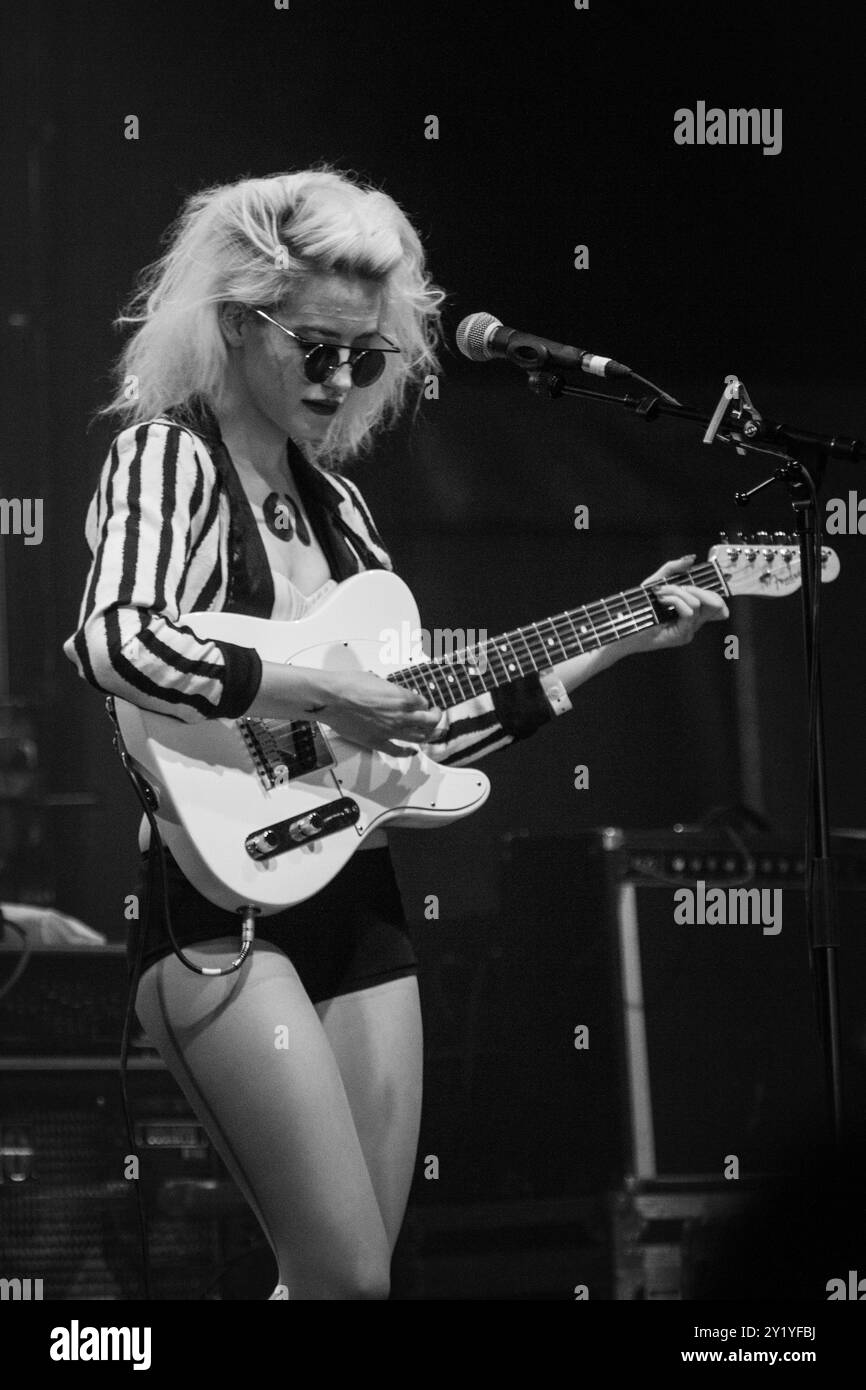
[197,907,258,977]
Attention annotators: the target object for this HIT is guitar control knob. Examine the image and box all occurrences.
[246,829,279,857]
[246,797,361,861]
[288,812,323,843]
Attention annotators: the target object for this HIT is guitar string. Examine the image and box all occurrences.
[389,563,727,706]
[256,563,724,736]
[257,553,799,734]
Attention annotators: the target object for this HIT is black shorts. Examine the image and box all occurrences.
[131,844,418,1005]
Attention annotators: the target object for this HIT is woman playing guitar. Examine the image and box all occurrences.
[64,168,726,1299]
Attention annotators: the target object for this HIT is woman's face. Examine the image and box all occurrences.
[231,271,383,450]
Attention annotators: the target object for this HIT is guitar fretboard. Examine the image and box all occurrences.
[387,560,725,708]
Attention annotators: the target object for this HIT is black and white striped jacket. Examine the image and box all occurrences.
[63,398,566,767]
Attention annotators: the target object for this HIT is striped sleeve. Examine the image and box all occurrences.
[415,675,563,767]
[62,420,262,722]
[330,473,394,570]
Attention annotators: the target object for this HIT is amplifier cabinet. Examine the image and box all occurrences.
[0,1067,269,1300]
[499,829,866,1184]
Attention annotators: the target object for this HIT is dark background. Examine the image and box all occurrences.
[2,0,863,932]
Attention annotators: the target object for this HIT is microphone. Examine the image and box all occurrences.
[455,312,633,381]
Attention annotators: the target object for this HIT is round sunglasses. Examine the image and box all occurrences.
[252,308,400,388]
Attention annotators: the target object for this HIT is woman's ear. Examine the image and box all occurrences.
[218,302,249,347]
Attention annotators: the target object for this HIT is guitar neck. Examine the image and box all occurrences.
[388,559,726,709]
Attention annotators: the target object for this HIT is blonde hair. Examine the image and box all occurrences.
[99,165,445,467]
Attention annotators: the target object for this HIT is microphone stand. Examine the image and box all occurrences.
[520,362,865,1151]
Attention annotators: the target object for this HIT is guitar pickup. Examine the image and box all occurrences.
[239,716,334,788]
[245,797,361,861]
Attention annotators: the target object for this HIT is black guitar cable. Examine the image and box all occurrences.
[104,696,259,1301]
[119,826,154,1300]
[105,696,258,979]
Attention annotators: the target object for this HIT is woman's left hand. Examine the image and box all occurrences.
[616,554,729,658]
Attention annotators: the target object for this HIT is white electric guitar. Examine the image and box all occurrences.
[113,538,839,914]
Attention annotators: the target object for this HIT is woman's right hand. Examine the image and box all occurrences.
[249,662,445,755]
[307,670,445,754]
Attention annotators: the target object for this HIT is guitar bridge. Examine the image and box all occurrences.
[239,716,334,789]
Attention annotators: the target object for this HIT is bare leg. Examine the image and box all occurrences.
[315,976,423,1251]
[135,937,393,1299]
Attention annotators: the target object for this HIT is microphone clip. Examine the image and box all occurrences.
[703,374,763,454]
[526,370,565,398]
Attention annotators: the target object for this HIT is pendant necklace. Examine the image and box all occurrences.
[263,492,311,545]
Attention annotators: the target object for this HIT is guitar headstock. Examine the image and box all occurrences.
[708,532,840,598]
